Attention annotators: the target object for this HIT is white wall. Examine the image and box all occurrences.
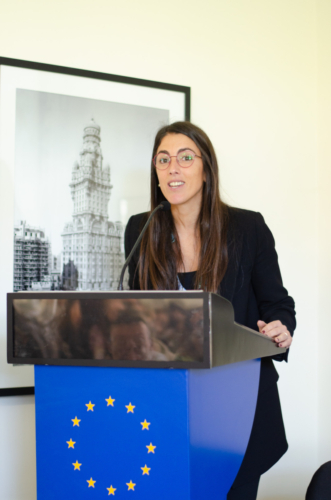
[316,0,331,466]
[0,396,36,499]
[0,1,329,499]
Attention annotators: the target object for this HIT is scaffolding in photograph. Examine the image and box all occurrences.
[13,221,50,292]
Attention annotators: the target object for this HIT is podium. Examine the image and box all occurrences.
[7,291,285,499]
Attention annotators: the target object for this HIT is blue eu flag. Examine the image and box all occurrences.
[35,365,190,499]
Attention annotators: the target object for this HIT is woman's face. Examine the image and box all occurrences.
[155,133,205,210]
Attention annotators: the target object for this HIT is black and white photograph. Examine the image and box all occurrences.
[0,59,189,391]
[14,90,169,293]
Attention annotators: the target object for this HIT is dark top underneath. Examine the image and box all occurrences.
[177,271,196,290]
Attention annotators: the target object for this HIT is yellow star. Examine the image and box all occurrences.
[87,477,96,488]
[86,401,95,412]
[125,402,135,413]
[106,396,115,407]
[141,464,151,475]
[72,460,82,470]
[107,485,116,495]
[67,438,76,449]
[126,480,136,491]
[146,443,156,454]
[140,419,150,430]
[71,416,81,427]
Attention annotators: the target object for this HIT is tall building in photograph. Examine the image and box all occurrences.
[62,119,124,291]
[13,221,50,292]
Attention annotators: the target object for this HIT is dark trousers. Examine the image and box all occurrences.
[227,476,260,500]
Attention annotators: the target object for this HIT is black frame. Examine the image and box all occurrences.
[7,291,211,369]
[0,57,190,119]
[0,57,191,396]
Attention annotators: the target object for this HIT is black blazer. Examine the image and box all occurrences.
[125,206,296,487]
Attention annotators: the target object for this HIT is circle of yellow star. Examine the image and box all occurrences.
[71,416,81,427]
[125,402,135,413]
[87,477,96,488]
[72,460,82,470]
[106,396,115,407]
[146,443,156,454]
[141,464,151,475]
[140,419,150,430]
[86,401,95,412]
[67,438,76,449]
[107,485,116,495]
[126,480,136,491]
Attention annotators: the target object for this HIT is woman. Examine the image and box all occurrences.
[125,121,296,500]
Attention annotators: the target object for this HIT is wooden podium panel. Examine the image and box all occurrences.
[8,291,285,369]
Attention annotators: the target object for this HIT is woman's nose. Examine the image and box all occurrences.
[168,157,179,174]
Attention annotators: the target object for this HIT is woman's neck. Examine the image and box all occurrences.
[171,202,201,272]
[171,202,200,232]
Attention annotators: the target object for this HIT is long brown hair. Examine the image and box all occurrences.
[139,121,229,292]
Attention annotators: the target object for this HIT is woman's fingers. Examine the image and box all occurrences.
[257,319,292,348]
[260,320,285,338]
[274,330,292,348]
[257,320,267,333]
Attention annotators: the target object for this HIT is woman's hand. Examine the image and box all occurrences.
[257,320,292,348]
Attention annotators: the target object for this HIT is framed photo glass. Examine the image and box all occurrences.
[0,57,190,394]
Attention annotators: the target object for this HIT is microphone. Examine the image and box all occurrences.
[117,201,171,290]
[158,200,171,211]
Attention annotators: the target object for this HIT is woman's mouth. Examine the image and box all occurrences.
[168,181,185,188]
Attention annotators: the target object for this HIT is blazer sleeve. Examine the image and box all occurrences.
[251,213,296,360]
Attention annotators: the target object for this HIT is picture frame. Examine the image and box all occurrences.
[0,56,190,396]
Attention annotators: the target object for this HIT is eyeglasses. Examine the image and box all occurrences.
[153,150,202,170]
